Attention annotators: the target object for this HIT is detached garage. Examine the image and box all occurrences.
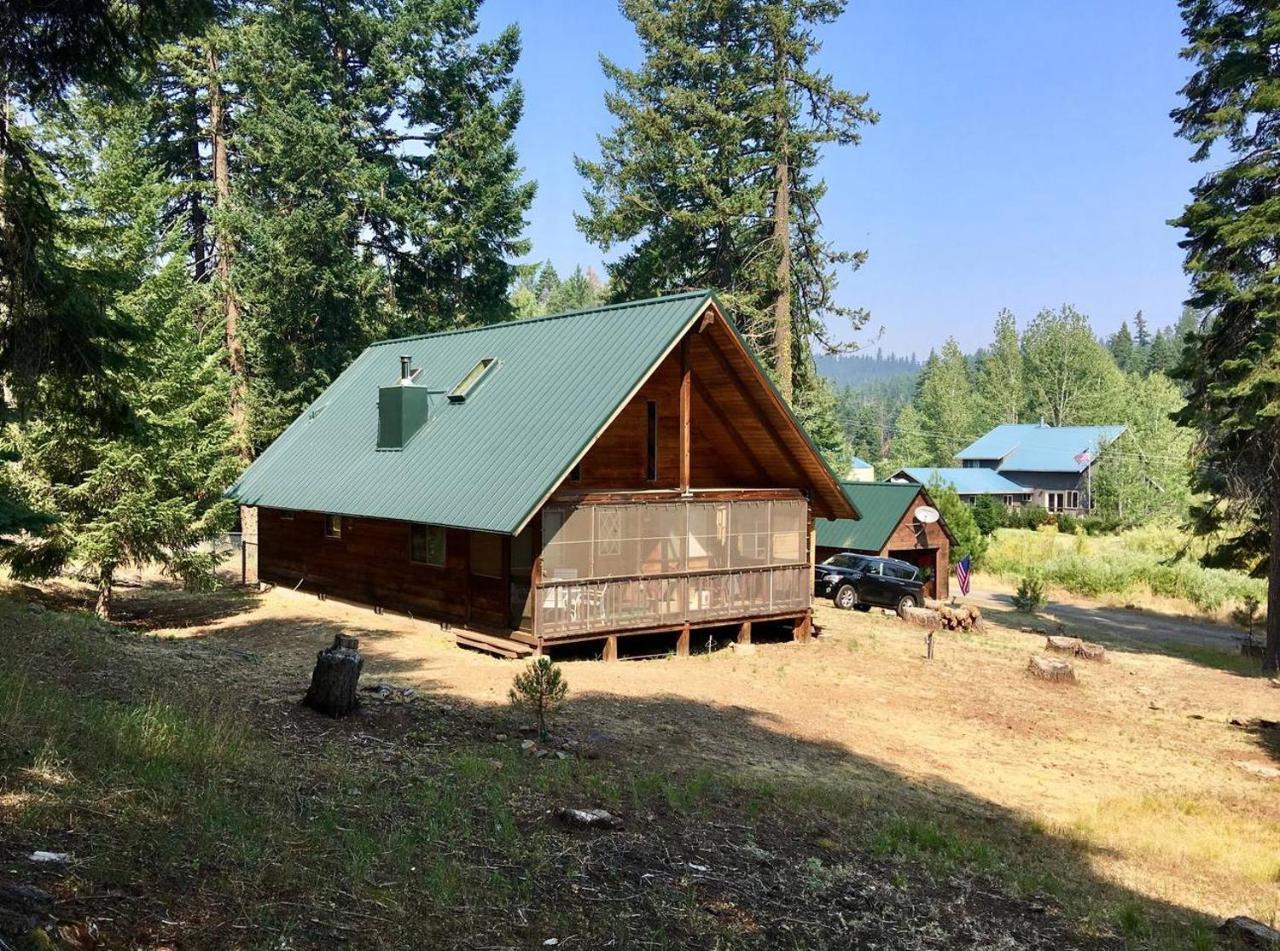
[815,482,954,600]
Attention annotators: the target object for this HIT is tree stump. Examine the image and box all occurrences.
[1045,635,1106,662]
[1028,654,1075,683]
[304,633,363,717]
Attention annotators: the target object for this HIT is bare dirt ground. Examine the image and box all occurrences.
[106,571,1280,930]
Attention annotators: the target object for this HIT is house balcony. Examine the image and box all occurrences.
[520,490,812,642]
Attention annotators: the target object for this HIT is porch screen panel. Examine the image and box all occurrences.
[687,502,729,570]
[542,506,594,580]
[769,500,806,566]
[729,500,771,569]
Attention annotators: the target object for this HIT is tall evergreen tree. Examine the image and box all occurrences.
[576,0,876,405]
[976,308,1024,427]
[1108,321,1135,372]
[882,403,928,473]
[3,90,235,616]
[1171,0,1280,668]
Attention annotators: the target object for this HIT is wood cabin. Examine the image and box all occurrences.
[230,291,857,659]
[815,482,954,600]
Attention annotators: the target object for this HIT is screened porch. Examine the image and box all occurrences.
[524,495,811,640]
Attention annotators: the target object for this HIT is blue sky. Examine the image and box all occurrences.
[479,0,1198,355]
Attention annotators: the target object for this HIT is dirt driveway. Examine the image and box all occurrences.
[970,587,1245,651]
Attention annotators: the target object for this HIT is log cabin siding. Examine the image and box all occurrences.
[257,508,508,628]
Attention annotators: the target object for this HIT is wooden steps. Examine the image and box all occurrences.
[454,629,534,659]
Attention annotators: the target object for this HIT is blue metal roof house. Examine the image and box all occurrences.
[892,422,1125,514]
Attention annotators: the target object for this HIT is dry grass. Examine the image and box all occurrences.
[3,572,1278,948]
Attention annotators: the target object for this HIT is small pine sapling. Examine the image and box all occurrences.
[509,657,568,740]
[1012,574,1047,614]
[1232,595,1262,643]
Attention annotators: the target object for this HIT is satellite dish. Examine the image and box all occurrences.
[915,505,940,524]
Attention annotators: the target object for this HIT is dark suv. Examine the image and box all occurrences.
[815,553,925,615]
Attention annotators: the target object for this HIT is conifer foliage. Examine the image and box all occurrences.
[1171,0,1280,668]
[577,0,876,421]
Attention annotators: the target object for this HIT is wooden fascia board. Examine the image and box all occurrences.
[699,303,857,520]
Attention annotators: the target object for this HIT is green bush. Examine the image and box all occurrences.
[1005,505,1051,530]
[1012,575,1047,613]
[1055,513,1079,534]
[971,495,1005,536]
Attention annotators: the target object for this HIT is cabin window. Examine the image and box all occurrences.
[569,462,582,483]
[645,400,658,482]
[324,514,342,538]
[411,524,445,566]
[470,532,503,578]
[448,358,495,402]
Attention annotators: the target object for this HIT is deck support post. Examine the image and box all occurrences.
[794,611,812,643]
[676,623,690,657]
[737,620,751,645]
[602,635,618,662]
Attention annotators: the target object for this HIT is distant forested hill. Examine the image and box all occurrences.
[815,350,921,390]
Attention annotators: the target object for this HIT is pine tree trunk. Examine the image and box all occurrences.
[207,43,248,461]
[189,88,209,286]
[0,91,11,343]
[770,28,792,403]
[95,566,113,620]
[1266,491,1279,672]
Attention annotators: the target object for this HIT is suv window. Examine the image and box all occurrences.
[886,563,918,581]
[823,554,859,570]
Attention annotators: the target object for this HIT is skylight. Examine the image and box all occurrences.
[448,358,495,402]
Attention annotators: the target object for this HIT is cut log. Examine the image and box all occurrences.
[303,634,363,717]
[1075,641,1106,662]
[1028,654,1075,683]
[902,606,941,629]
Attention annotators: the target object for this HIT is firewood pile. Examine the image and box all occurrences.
[902,603,984,632]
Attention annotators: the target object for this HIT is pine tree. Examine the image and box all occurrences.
[915,338,978,465]
[212,0,533,447]
[976,308,1024,427]
[1171,0,1280,668]
[1108,321,1136,371]
[576,0,876,405]
[3,90,236,616]
[1133,309,1151,349]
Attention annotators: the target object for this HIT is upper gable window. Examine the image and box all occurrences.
[448,358,496,402]
[324,514,342,538]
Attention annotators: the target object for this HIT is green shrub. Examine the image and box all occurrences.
[1012,575,1047,614]
[971,495,1005,535]
[508,657,568,740]
[1005,505,1051,530]
[1055,513,1079,534]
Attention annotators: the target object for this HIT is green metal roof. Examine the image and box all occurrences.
[815,482,926,552]
[228,291,716,535]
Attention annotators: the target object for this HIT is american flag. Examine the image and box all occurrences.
[955,555,972,596]
[1074,449,1092,465]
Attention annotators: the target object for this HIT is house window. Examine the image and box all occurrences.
[470,532,504,578]
[1068,490,1080,510]
[645,400,658,481]
[324,514,342,538]
[411,524,445,566]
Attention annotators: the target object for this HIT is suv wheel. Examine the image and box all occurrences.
[834,584,858,610]
[896,594,918,617]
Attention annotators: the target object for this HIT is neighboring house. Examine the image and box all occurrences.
[229,291,856,659]
[845,456,875,482]
[815,482,954,599]
[953,422,1124,513]
[890,467,1033,507]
